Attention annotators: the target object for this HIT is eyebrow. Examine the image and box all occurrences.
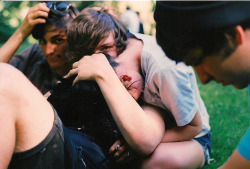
[51,34,66,40]
[99,43,115,47]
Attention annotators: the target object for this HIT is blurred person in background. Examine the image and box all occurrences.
[120,6,140,33]
[136,11,144,34]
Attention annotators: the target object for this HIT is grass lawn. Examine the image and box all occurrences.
[199,81,250,169]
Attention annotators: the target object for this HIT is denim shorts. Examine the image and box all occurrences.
[193,132,212,164]
[8,109,67,169]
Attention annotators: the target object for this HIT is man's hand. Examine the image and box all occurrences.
[19,2,49,39]
[0,3,49,63]
[109,139,136,164]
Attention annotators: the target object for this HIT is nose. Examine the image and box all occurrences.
[193,65,213,84]
[45,42,56,55]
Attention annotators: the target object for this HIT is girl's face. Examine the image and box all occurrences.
[94,33,118,58]
[94,33,144,100]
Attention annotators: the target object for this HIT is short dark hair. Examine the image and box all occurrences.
[66,7,127,62]
[155,24,236,65]
[32,2,79,40]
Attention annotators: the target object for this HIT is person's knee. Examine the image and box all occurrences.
[141,146,198,169]
[0,63,22,87]
[141,148,185,169]
[0,63,16,98]
[0,63,12,82]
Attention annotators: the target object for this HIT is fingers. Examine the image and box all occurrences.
[109,139,124,154]
[19,3,49,37]
[72,61,79,69]
[32,2,50,14]
[114,144,128,157]
[65,68,79,86]
[109,139,135,164]
[43,91,51,99]
[64,61,79,78]
[116,150,131,163]
[65,67,78,78]
[72,76,79,86]
[65,54,111,84]
[27,3,49,25]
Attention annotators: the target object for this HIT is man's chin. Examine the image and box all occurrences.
[233,83,248,90]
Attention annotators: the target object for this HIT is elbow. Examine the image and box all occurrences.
[131,137,161,156]
[196,124,203,136]
[193,122,203,138]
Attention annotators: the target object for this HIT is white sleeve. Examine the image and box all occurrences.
[153,66,198,126]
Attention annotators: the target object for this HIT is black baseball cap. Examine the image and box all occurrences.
[154,1,250,32]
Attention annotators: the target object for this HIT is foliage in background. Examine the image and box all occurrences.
[0,1,97,45]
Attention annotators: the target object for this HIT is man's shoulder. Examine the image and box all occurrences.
[16,43,44,60]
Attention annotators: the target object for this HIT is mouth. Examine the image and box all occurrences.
[221,82,227,86]
[47,55,60,62]
[126,79,142,90]
[219,80,230,86]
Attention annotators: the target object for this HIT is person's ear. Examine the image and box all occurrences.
[234,25,245,45]
[224,25,244,49]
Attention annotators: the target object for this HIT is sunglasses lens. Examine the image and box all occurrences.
[56,2,70,11]
[46,2,54,8]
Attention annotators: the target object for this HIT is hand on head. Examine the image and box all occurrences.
[19,3,49,39]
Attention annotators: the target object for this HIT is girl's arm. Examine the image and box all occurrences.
[67,53,165,156]
[162,111,202,142]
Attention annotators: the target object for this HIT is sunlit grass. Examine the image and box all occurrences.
[199,81,249,168]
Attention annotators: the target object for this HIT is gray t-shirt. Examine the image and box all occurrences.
[135,33,210,138]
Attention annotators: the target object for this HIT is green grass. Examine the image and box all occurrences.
[199,81,250,168]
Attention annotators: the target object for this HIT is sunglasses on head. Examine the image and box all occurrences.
[46,2,72,12]
[46,1,77,17]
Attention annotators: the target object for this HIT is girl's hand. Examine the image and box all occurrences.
[66,53,114,85]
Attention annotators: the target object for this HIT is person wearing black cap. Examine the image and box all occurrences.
[154,1,250,168]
